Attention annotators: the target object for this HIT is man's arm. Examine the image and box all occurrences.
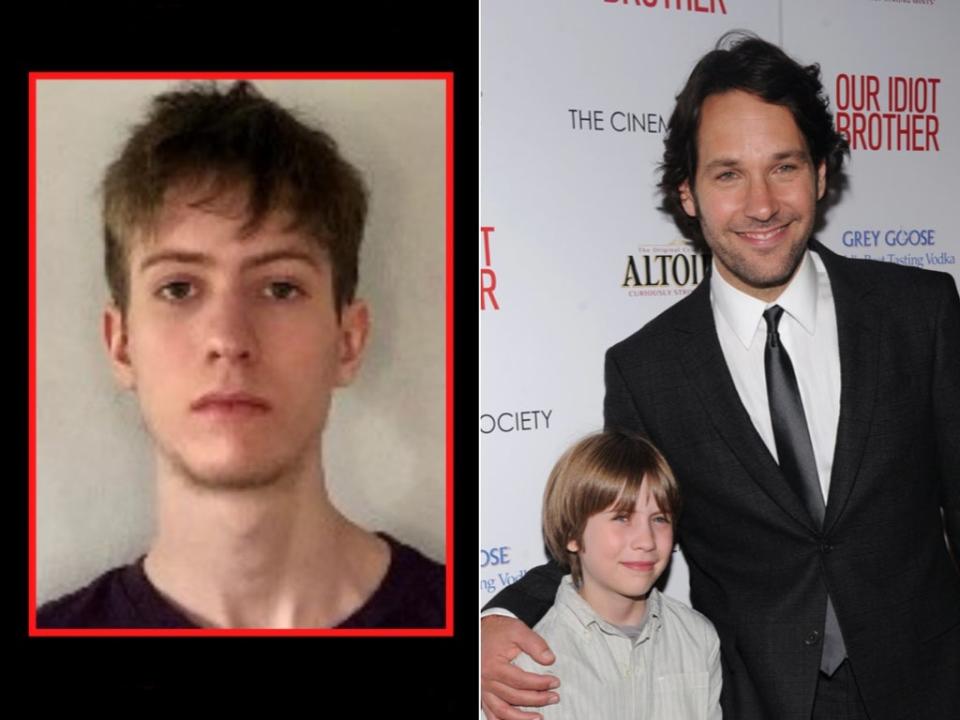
[481,615,560,720]
[480,561,565,720]
[481,559,565,624]
[934,273,960,560]
[604,344,649,435]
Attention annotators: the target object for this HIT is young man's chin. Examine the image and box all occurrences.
[168,452,300,493]
[186,470,286,492]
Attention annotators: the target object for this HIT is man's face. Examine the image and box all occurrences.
[104,187,368,491]
[568,484,673,621]
[679,90,826,301]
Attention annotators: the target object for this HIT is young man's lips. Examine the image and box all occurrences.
[190,392,272,413]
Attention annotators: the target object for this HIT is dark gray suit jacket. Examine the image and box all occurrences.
[486,242,960,720]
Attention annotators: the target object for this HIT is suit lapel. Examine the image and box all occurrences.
[675,279,819,533]
[812,241,882,532]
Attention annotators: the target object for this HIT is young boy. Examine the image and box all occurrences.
[37,80,444,629]
[512,430,721,718]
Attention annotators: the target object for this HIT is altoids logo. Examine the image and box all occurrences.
[622,241,709,297]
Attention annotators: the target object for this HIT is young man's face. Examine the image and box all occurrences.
[104,186,368,491]
[679,89,826,301]
[568,484,673,622]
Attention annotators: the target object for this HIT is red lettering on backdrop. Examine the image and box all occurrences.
[480,226,500,311]
[481,226,494,266]
[602,0,726,13]
[835,73,940,152]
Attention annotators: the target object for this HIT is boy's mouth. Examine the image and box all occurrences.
[620,561,656,572]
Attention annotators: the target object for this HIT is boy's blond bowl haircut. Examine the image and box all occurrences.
[542,430,681,588]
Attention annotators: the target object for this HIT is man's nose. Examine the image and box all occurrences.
[743,176,780,222]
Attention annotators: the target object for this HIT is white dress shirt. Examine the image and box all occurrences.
[710,249,841,502]
[513,575,722,720]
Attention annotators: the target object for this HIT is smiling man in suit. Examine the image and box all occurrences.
[480,33,960,720]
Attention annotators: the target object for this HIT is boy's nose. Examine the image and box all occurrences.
[631,522,656,550]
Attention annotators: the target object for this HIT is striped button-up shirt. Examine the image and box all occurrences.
[513,575,722,720]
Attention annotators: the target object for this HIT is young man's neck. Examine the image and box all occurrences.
[143,454,390,628]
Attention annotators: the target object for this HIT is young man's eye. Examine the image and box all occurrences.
[715,171,737,182]
[264,281,303,300]
[157,281,195,301]
[776,164,797,174]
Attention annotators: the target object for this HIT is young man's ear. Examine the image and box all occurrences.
[678,179,697,218]
[335,299,371,387]
[816,160,827,201]
[103,305,136,390]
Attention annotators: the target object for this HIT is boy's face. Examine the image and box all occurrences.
[103,186,369,490]
[568,483,673,622]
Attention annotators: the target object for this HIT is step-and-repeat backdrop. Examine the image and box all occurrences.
[481,0,958,607]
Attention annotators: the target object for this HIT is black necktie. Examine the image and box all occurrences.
[763,305,846,676]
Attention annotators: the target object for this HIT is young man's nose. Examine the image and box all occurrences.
[204,292,259,363]
[743,176,780,222]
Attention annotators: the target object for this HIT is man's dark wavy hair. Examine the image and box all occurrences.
[658,31,849,250]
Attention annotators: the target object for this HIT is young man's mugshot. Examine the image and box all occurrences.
[34,78,447,629]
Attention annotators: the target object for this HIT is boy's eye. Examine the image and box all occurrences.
[265,281,303,300]
[157,281,195,301]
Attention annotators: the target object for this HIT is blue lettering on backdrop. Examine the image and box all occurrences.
[841,229,935,247]
[480,569,529,595]
[481,546,511,567]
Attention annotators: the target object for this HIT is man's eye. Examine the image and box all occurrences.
[265,281,303,300]
[776,164,797,173]
[158,281,195,301]
[716,171,737,182]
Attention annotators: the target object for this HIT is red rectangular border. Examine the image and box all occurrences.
[28,71,454,637]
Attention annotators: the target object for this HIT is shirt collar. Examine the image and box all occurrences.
[710,249,818,349]
[556,575,663,636]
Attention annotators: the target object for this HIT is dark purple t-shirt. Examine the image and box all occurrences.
[37,533,445,629]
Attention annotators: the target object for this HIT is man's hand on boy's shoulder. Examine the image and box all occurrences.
[481,615,560,720]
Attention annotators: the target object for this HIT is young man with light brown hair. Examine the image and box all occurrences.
[38,81,444,629]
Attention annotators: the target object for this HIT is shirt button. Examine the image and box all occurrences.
[804,630,821,646]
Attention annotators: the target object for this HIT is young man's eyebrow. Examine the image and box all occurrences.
[240,249,320,270]
[138,251,211,273]
[138,249,320,273]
